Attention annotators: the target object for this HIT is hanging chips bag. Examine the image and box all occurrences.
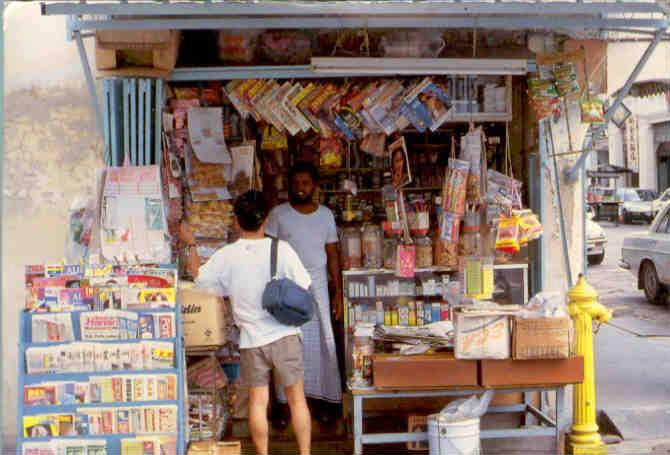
[553,62,580,97]
[515,209,544,246]
[580,99,605,124]
[495,214,521,254]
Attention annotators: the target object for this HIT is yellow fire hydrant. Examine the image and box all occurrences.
[567,274,612,455]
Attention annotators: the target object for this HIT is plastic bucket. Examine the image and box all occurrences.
[428,415,481,455]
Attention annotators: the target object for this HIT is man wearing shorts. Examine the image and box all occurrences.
[190,191,312,455]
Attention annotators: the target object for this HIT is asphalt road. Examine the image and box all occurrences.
[587,221,670,435]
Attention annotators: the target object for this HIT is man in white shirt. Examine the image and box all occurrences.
[265,162,343,423]
[189,191,312,455]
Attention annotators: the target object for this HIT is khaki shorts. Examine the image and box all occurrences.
[240,335,304,388]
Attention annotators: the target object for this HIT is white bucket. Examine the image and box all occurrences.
[428,415,481,455]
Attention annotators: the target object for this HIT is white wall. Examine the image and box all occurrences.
[607,41,670,189]
[3,3,104,448]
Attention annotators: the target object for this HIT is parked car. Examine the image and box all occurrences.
[652,187,670,216]
[618,187,656,224]
[586,211,607,266]
[620,204,670,305]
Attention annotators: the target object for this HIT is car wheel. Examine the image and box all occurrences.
[641,261,667,305]
[588,253,605,266]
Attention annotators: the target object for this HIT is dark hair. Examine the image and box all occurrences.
[233,191,269,232]
[289,161,319,184]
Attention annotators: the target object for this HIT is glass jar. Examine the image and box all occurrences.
[341,227,362,269]
[415,236,433,269]
[383,238,398,270]
[362,224,383,269]
[433,231,458,268]
[351,335,374,387]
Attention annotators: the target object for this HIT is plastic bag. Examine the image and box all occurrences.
[66,196,95,264]
[521,292,567,318]
[438,390,494,422]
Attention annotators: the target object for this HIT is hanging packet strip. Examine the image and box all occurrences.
[442,158,469,215]
[440,211,461,244]
[461,128,484,203]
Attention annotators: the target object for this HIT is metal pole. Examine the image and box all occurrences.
[566,30,664,182]
[547,121,574,288]
[73,30,105,140]
[0,2,5,453]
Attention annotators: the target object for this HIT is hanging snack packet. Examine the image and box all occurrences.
[495,214,521,254]
[460,129,484,203]
[580,98,605,124]
[440,212,462,244]
[515,209,544,245]
[553,62,580,97]
[442,158,469,216]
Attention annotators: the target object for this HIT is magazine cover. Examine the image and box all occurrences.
[24,385,57,406]
[138,315,155,339]
[23,415,57,438]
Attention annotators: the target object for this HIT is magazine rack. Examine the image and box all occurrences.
[16,264,186,455]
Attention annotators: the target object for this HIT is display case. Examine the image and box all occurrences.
[342,263,528,380]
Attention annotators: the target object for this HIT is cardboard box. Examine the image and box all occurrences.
[373,353,478,389]
[95,30,180,77]
[407,415,429,451]
[180,288,227,347]
[454,313,511,360]
[188,441,241,455]
[480,357,584,387]
[513,317,571,360]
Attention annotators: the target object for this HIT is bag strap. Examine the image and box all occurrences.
[270,237,278,280]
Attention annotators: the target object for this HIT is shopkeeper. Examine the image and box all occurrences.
[265,162,343,422]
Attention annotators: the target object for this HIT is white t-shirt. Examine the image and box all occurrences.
[195,238,311,349]
[265,204,338,287]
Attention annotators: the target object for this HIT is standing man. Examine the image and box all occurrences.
[187,191,313,455]
[265,161,343,422]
